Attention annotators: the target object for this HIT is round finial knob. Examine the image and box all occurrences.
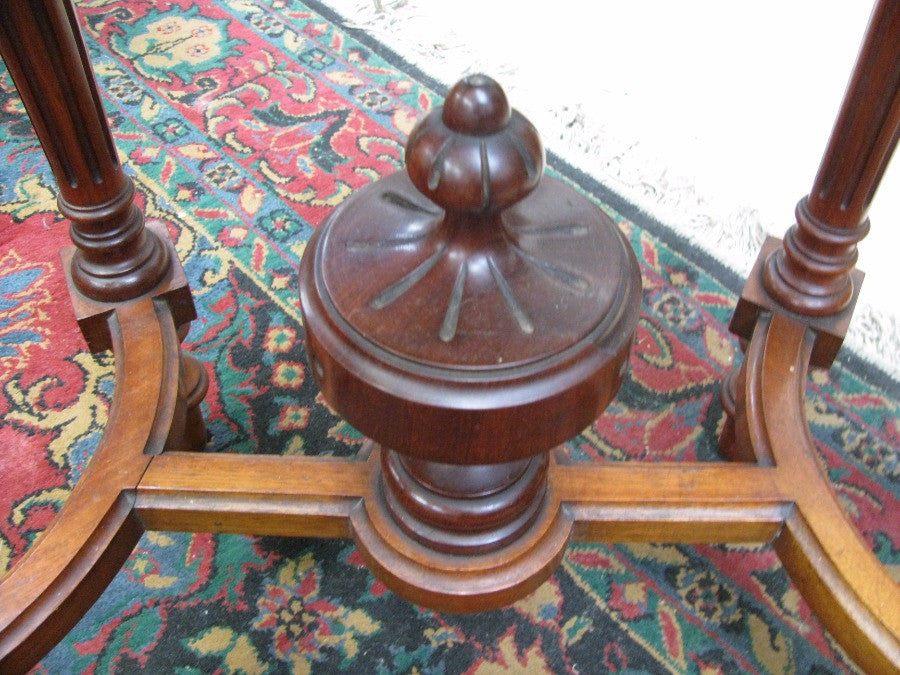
[405,74,544,213]
[442,74,510,134]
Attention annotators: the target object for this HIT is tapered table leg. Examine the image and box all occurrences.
[0,0,169,303]
[0,0,205,437]
[730,0,898,365]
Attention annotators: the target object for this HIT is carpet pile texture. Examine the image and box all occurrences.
[0,1,897,672]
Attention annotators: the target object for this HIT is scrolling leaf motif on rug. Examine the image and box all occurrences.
[0,0,897,672]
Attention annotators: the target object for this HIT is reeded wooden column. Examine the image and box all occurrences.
[731,0,898,369]
[763,0,898,318]
[0,0,207,441]
[725,0,898,465]
[0,0,170,304]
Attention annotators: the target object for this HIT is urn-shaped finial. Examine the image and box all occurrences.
[405,74,544,213]
[298,74,641,464]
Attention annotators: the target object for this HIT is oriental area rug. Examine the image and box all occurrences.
[1,1,898,672]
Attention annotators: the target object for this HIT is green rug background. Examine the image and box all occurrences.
[0,0,897,672]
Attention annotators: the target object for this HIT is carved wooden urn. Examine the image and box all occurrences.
[299,75,641,611]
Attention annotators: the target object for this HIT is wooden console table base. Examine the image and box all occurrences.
[0,0,897,672]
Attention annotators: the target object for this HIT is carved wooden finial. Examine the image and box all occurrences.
[442,74,511,133]
[406,74,543,213]
[299,74,641,461]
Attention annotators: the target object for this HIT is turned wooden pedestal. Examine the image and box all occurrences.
[299,75,642,609]
[0,1,897,672]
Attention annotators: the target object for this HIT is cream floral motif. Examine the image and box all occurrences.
[129,17,223,71]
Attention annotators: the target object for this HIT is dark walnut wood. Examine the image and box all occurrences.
[733,0,898,342]
[299,74,643,606]
[300,75,641,463]
[0,0,170,304]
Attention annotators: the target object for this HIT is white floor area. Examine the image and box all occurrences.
[320,0,899,381]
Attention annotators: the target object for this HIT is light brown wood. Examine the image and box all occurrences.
[558,461,788,543]
[135,449,371,538]
[0,295,181,670]
[744,313,900,672]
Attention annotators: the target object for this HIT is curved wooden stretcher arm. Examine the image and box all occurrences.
[741,312,900,672]
[3,298,896,671]
[559,313,900,673]
[0,296,183,668]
